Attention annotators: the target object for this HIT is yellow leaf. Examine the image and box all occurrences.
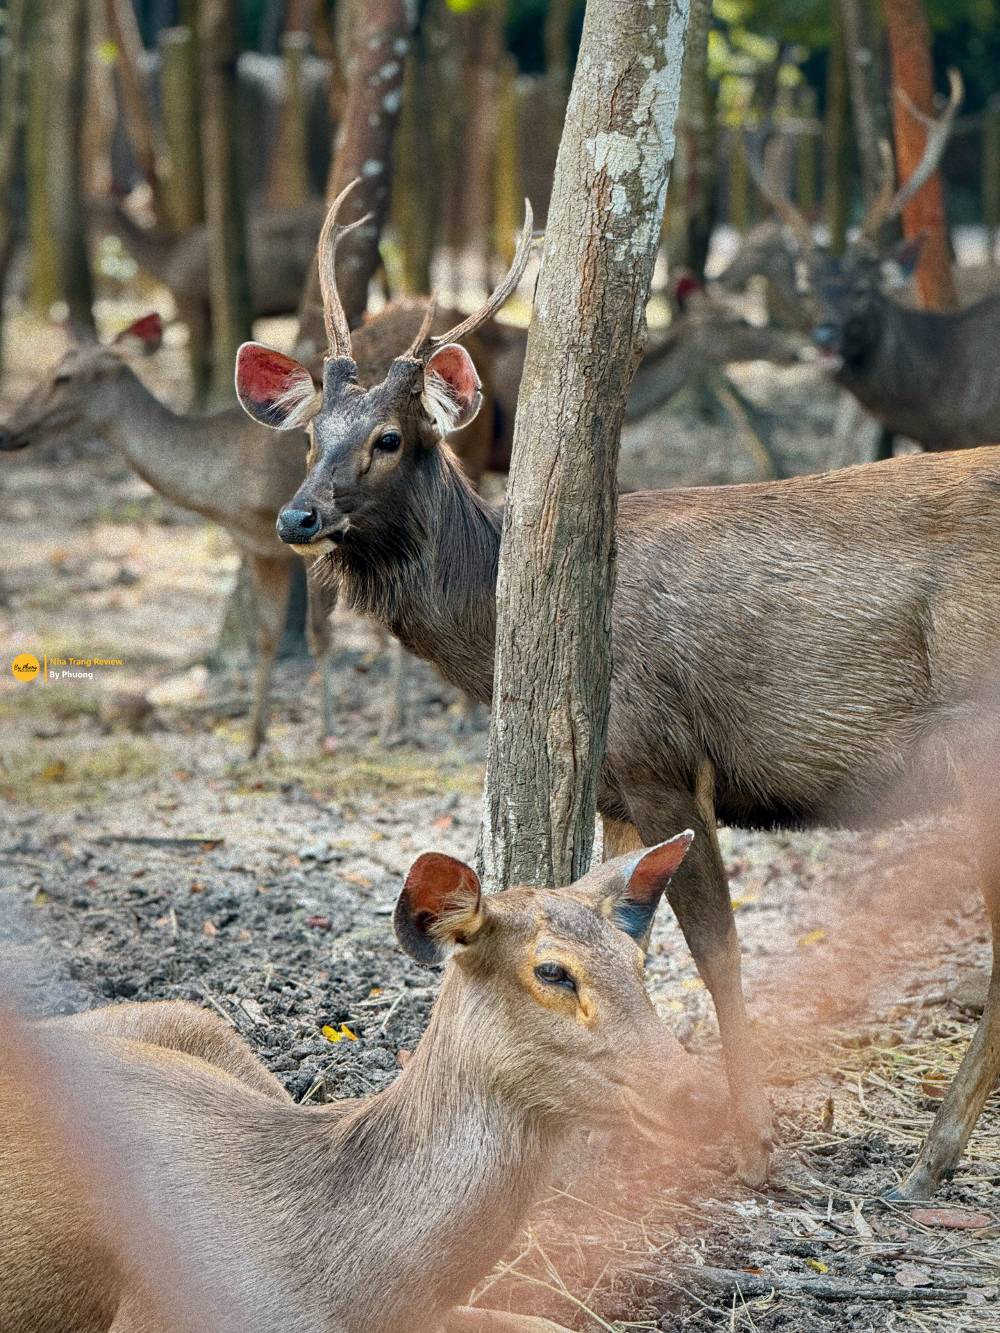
[730,894,759,911]
[340,1024,358,1041]
[40,760,67,783]
[797,928,827,948]
[322,1024,343,1043]
[805,1259,829,1274]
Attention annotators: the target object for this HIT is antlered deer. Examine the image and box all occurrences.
[0,301,517,753]
[0,837,703,1333]
[736,70,1000,453]
[237,184,1000,1198]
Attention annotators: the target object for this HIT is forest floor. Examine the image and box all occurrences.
[1,303,998,1332]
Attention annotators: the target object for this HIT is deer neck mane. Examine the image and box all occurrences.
[328,444,502,702]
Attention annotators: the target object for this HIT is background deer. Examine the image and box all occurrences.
[733,70,1000,454]
[237,190,1000,1199]
[0,301,520,754]
[0,836,702,1333]
[91,199,329,399]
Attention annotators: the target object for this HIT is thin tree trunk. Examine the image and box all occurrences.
[25,3,57,314]
[666,0,715,279]
[295,0,415,366]
[0,0,28,366]
[838,0,890,211]
[267,30,311,208]
[479,0,690,892]
[158,26,204,232]
[105,0,168,223]
[824,0,850,255]
[47,0,95,333]
[883,0,957,310]
[392,31,437,294]
[199,0,254,406]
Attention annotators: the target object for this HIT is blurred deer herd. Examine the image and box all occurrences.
[2,1,1000,1329]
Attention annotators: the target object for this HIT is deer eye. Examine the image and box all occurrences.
[534,962,577,993]
[375,430,402,452]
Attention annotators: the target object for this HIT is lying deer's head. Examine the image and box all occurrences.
[0,315,163,452]
[234,182,533,555]
[393,834,710,1134]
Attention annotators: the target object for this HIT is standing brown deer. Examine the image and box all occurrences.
[0,302,518,753]
[236,185,1000,1198]
[734,70,1000,453]
[0,836,702,1333]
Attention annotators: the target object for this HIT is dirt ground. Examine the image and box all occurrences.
[1,303,998,1332]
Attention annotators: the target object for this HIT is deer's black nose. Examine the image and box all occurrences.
[277,507,321,543]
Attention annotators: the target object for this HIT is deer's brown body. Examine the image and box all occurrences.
[237,190,1000,1195]
[0,841,699,1333]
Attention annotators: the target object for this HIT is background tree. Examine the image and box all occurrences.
[0,0,27,366]
[295,0,415,364]
[199,0,254,406]
[884,0,958,309]
[479,0,690,892]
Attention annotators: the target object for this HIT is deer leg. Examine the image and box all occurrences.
[626,771,772,1185]
[306,566,337,752]
[378,632,408,744]
[888,764,1000,1200]
[246,555,292,759]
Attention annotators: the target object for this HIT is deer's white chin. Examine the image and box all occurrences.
[291,538,336,557]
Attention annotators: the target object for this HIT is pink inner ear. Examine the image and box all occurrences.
[628,832,694,901]
[425,344,480,407]
[404,852,481,917]
[236,343,310,404]
[119,313,163,348]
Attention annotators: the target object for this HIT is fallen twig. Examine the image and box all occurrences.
[673,1263,968,1304]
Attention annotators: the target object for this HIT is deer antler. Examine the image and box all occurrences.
[740,136,814,255]
[861,67,964,240]
[401,294,439,360]
[317,178,373,360]
[422,201,535,352]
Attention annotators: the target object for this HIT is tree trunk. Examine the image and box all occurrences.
[883,0,957,310]
[666,0,715,280]
[392,31,438,295]
[267,30,311,208]
[158,26,204,232]
[105,0,168,223]
[479,0,690,893]
[46,0,95,333]
[295,0,415,366]
[199,0,254,407]
[0,0,28,366]
[25,4,57,314]
[824,0,850,255]
[838,0,891,212]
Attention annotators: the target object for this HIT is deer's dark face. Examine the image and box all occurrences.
[805,237,922,370]
[235,343,483,556]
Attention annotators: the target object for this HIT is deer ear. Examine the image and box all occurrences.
[394,852,484,966]
[114,313,163,355]
[882,234,925,286]
[421,343,483,436]
[606,831,694,944]
[235,342,322,431]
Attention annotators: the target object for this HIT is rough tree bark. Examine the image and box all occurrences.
[158,26,204,233]
[479,0,690,893]
[105,0,168,224]
[883,0,957,310]
[295,0,415,365]
[199,0,254,406]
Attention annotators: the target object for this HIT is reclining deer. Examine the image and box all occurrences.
[728,70,1000,454]
[0,836,704,1333]
[237,185,1000,1199]
[0,300,517,754]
